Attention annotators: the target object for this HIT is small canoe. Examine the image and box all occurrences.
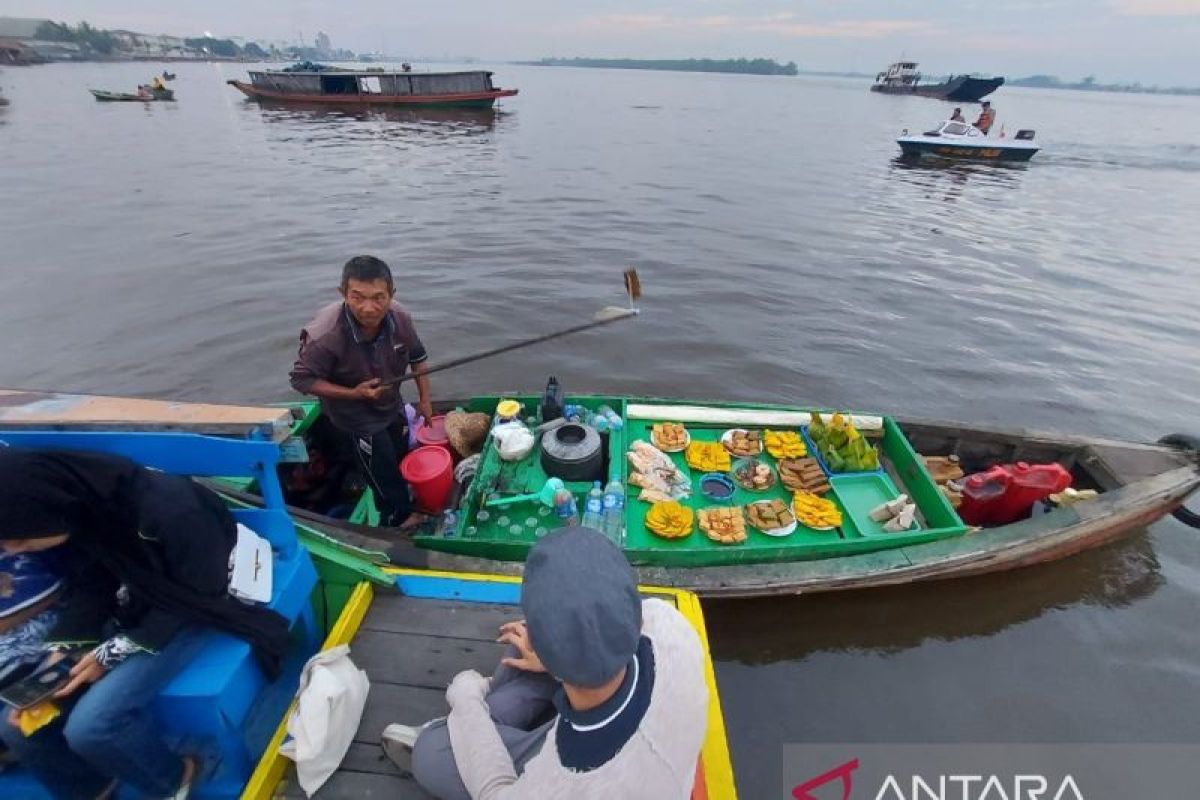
[259,394,1199,598]
[90,88,175,102]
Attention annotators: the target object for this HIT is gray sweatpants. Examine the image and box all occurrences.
[412,650,559,800]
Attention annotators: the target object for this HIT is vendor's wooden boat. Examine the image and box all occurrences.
[90,87,175,102]
[0,396,736,799]
[226,66,517,108]
[258,394,1200,599]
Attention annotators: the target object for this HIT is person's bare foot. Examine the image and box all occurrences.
[165,756,198,800]
[94,778,118,800]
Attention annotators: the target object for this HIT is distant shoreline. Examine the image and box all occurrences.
[520,58,798,76]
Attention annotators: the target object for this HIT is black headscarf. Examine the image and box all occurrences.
[0,448,290,678]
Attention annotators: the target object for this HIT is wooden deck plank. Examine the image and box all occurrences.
[351,629,503,689]
[281,768,434,799]
[0,389,293,440]
[356,683,447,744]
[361,594,518,640]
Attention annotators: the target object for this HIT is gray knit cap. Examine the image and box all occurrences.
[521,526,641,688]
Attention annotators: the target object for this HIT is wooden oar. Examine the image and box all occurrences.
[382,267,642,387]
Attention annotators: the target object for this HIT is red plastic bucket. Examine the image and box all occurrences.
[400,446,454,513]
[414,414,452,458]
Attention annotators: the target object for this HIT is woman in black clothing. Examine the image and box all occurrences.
[0,449,289,799]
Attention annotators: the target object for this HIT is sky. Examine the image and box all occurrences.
[7,0,1200,85]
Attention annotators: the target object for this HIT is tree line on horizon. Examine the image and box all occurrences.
[532,57,798,76]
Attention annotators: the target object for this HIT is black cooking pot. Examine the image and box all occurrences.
[540,423,603,483]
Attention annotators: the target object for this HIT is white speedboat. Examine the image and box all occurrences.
[897,120,1039,162]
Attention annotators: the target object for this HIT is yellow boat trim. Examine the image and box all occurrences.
[240,581,375,800]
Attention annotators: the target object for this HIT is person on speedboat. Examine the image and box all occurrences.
[973,101,996,135]
[950,107,964,122]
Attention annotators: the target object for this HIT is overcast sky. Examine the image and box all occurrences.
[8,0,1200,85]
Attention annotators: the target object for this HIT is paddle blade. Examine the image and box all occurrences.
[624,267,642,303]
[594,306,637,322]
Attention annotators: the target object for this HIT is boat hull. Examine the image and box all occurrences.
[91,89,174,102]
[226,80,517,108]
[872,75,1004,102]
[898,138,1038,162]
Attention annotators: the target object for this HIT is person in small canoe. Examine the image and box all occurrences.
[289,255,433,526]
[0,449,289,800]
[974,101,996,135]
[950,107,964,122]
[383,527,709,800]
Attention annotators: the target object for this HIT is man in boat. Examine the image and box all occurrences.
[950,107,964,122]
[289,255,433,527]
[973,101,996,135]
[386,527,709,799]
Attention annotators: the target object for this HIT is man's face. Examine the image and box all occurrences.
[340,278,393,329]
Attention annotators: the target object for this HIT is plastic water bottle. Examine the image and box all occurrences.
[597,405,624,432]
[589,410,609,433]
[582,481,605,530]
[602,478,625,544]
[554,488,579,526]
[437,509,458,537]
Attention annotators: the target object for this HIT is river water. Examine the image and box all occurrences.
[3,61,1199,797]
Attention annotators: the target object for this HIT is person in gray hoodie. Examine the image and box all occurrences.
[383,526,709,799]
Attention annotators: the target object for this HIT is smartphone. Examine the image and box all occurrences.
[0,659,74,710]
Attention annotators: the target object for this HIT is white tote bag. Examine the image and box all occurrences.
[279,644,370,796]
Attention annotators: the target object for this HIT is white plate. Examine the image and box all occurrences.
[653,427,691,453]
[759,519,798,537]
[720,428,763,456]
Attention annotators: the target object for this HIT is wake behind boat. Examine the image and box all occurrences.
[898,120,1039,162]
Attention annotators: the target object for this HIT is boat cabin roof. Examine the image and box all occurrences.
[259,68,494,78]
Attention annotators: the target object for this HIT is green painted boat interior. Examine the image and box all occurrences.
[413,395,968,567]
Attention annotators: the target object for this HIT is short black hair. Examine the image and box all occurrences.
[341,255,394,291]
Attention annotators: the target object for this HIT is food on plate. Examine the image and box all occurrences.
[722,429,763,457]
[626,440,691,501]
[651,422,689,452]
[745,499,795,531]
[698,507,747,545]
[733,458,775,491]
[807,411,880,472]
[685,441,731,473]
[764,430,807,459]
[777,457,830,494]
[792,490,843,529]
[645,501,694,539]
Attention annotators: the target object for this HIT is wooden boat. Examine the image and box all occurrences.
[252,393,1200,599]
[0,395,736,799]
[872,61,1004,102]
[90,87,175,102]
[226,66,517,108]
[898,119,1039,162]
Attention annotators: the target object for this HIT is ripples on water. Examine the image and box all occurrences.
[2,62,1199,796]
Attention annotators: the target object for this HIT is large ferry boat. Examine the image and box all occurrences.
[227,65,518,108]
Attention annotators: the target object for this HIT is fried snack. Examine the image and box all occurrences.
[764,430,807,459]
[685,440,731,473]
[777,457,830,494]
[645,501,694,539]
[733,459,775,491]
[698,507,747,545]
[651,422,689,452]
[792,491,843,529]
[723,429,762,457]
[745,499,795,531]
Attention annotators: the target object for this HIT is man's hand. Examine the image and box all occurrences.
[498,621,547,674]
[354,378,386,402]
[53,652,106,699]
[417,398,435,426]
[446,669,490,708]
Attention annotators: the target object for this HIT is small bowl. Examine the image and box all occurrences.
[700,472,736,501]
[731,457,775,492]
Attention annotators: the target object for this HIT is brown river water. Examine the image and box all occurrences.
[2,60,1199,798]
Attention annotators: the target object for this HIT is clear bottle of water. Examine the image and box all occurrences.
[601,477,625,544]
[597,405,624,432]
[438,510,458,537]
[582,481,605,529]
